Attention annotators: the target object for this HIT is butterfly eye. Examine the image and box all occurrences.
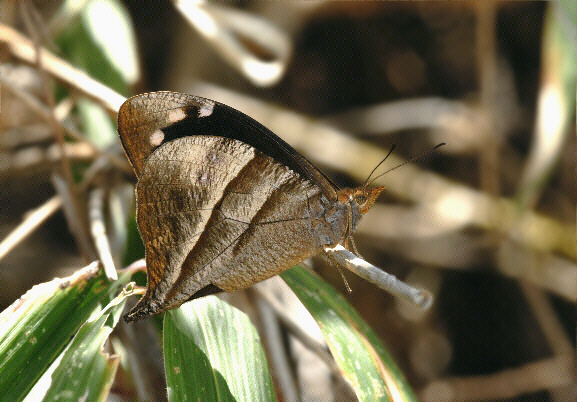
[358,187,385,214]
[354,190,367,205]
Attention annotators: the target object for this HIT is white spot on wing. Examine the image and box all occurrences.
[198,101,214,118]
[167,108,187,123]
[150,130,165,146]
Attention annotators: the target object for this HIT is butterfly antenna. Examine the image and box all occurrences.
[363,144,396,188]
[337,266,352,293]
[366,143,446,187]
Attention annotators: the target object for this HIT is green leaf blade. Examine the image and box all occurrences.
[42,284,134,401]
[282,265,417,402]
[164,296,275,402]
[0,263,129,401]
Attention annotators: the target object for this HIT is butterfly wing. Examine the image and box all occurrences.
[117,92,338,199]
[124,136,334,322]
[117,92,350,322]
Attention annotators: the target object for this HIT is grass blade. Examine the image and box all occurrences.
[282,266,417,402]
[164,296,275,401]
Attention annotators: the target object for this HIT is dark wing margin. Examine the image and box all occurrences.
[117,92,339,200]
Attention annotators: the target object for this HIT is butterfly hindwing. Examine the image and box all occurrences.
[125,135,330,322]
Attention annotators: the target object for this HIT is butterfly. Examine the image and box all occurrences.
[118,91,384,322]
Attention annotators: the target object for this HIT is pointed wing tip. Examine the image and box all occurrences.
[123,306,154,323]
[123,311,140,323]
[123,295,163,323]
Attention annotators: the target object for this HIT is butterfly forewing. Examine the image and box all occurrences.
[118,92,206,177]
[118,92,338,199]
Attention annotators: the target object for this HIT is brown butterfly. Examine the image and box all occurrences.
[118,92,384,322]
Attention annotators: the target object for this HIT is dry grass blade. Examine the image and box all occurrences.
[0,24,125,113]
[89,188,117,280]
[173,0,291,87]
[0,196,62,262]
[420,354,575,402]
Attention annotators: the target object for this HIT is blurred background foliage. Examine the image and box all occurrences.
[0,1,575,401]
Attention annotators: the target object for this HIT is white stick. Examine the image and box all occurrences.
[324,244,433,309]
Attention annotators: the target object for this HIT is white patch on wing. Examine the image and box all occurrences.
[167,108,187,123]
[150,130,165,146]
[198,101,214,118]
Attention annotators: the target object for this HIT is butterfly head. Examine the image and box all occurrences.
[335,185,384,235]
[336,185,385,218]
[353,186,385,214]
[335,185,383,211]
[333,186,384,256]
